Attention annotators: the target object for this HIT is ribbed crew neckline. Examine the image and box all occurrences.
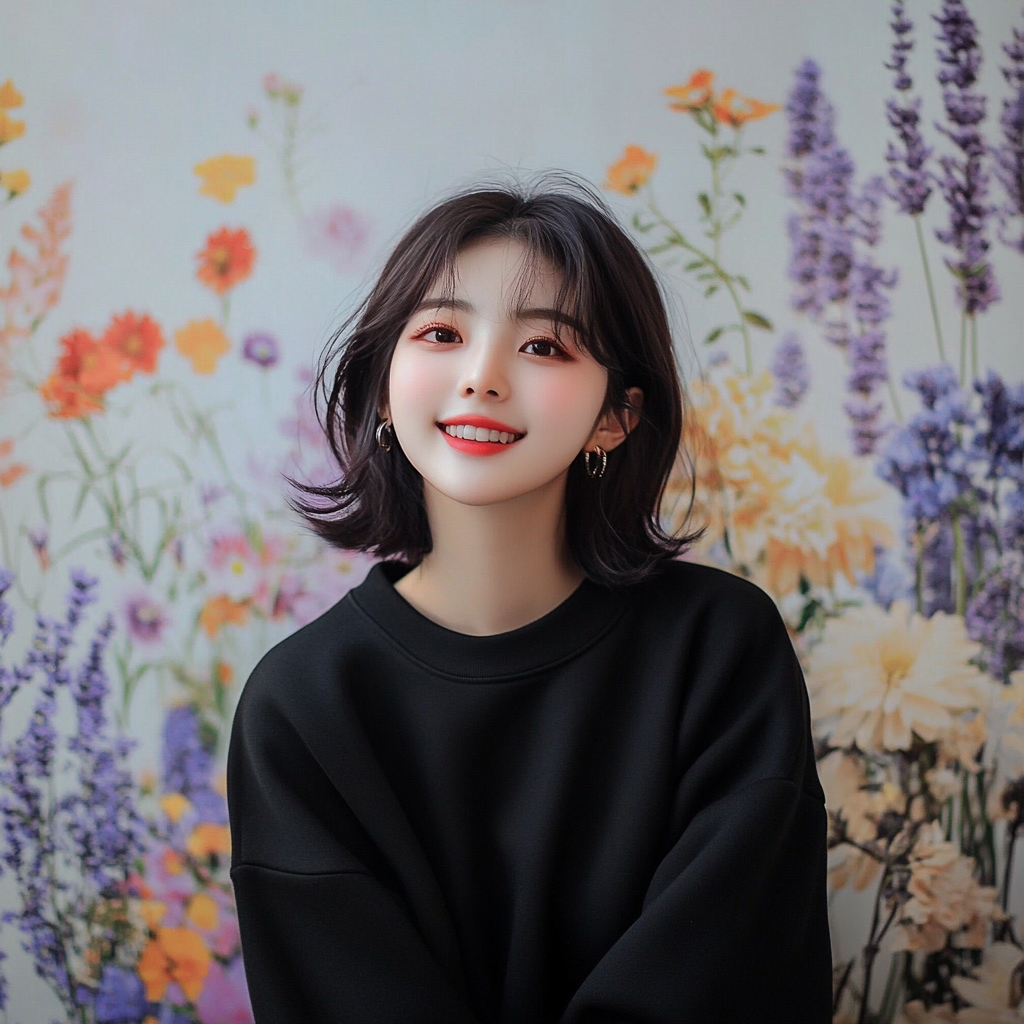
[347,561,626,680]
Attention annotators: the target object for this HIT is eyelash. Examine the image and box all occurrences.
[414,322,568,359]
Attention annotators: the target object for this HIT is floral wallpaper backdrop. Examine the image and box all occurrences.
[1,1,1022,1021]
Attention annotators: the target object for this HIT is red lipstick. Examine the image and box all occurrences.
[437,414,525,456]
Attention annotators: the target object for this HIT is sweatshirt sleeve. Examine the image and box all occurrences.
[561,582,832,1024]
[227,660,478,1024]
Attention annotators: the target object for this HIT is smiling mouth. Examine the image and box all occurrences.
[438,423,525,445]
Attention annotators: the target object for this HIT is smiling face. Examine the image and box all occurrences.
[384,237,612,509]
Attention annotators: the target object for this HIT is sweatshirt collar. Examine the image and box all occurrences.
[348,561,625,680]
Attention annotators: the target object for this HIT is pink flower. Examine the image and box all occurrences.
[195,956,253,1024]
[300,205,370,273]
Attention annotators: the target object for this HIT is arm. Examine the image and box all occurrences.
[562,588,832,1024]
[227,669,478,1024]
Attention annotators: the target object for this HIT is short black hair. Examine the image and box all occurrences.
[290,173,701,587]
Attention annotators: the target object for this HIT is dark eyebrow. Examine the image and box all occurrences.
[411,298,584,337]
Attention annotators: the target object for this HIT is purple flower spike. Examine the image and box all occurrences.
[934,0,1000,314]
[886,1,934,216]
[242,332,280,369]
[966,552,1024,680]
[771,332,810,408]
[993,17,1024,254]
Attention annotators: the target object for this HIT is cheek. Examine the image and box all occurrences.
[389,351,450,414]
[530,371,607,436]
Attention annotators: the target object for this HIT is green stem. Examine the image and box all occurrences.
[970,312,978,382]
[886,376,904,423]
[959,311,968,387]
[914,216,946,363]
[914,522,924,615]
[647,194,753,374]
[952,513,966,617]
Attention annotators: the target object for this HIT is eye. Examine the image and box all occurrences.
[417,325,460,345]
[521,338,567,359]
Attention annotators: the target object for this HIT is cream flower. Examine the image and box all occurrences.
[665,366,892,598]
[808,601,989,753]
[952,942,1024,1023]
[893,822,997,953]
[896,1002,958,1024]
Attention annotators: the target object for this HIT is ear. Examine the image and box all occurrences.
[585,387,643,453]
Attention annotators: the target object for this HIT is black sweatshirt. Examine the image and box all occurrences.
[227,559,832,1024]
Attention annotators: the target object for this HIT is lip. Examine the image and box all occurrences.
[438,414,523,434]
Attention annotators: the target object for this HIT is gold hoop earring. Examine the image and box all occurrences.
[375,420,393,452]
[583,446,606,479]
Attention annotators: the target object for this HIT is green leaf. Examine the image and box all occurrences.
[697,193,711,217]
[683,259,705,272]
[71,482,91,522]
[704,284,719,298]
[749,146,765,155]
[733,192,746,207]
[742,310,774,331]
[704,326,724,345]
[647,243,676,256]
[735,275,751,291]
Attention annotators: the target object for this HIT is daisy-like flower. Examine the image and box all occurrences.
[664,69,715,112]
[605,146,658,195]
[892,822,997,952]
[711,88,781,127]
[950,942,1024,1022]
[123,592,168,645]
[101,310,164,379]
[242,331,279,368]
[809,601,989,753]
[195,226,256,295]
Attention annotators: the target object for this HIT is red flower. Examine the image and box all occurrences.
[101,311,164,379]
[39,328,123,418]
[195,227,256,295]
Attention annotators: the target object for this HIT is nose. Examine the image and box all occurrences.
[457,336,510,400]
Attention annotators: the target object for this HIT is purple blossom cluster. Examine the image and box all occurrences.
[878,366,1024,664]
[994,17,1024,254]
[0,570,147,1018]
[885,1,934,216]
[162,704,227,826]
[785,61,897,454]
[771,332,810,408]
[933,0,1000,314]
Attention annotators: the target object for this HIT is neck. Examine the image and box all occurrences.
[393,474,584,636]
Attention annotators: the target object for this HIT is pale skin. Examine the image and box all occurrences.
[381,237,642,636]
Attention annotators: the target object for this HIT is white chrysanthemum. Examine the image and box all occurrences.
[808,601,989,753]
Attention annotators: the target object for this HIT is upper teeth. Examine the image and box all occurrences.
[444,424,521,443]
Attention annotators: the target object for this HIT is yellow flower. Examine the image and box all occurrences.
[186,822,231,859]
[159,792,191,824]
[809,601,989,753]
[951,942,1024,1022]
[140,899,167,931]
[186,892,219,931]
[199,594,249,638]
[666,367,892,597]
[193,154,256,203]
[605,145,658,195]
[0,80,24,109]
[174,319,230,374]
[893,822,997,953]
[137,926,211,1002]
[0,111,26,145]
[0,169,29,195]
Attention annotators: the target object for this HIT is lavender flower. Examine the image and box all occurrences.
[123,592,168,645]
[994,18,1024,253]
[966,552,1024,680]
[934,0,1000,314]
[242,331,280,369]
[972,369,1024,483]
[95,964,146,1023]
[162,705,215,797]
[772,333,810,407]
[886,1,934,216]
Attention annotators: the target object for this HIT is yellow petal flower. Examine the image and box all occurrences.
[0,169,29,195]
[186,892,219,931]
[186,822,231,859]
[0,80,24,109]
[174,319,230,374]
[193,154,256,203]
[159,792,191,824]
[0,111,26,145]
[141,899,168,931]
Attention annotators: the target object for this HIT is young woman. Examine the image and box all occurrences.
[227,177,832,1023]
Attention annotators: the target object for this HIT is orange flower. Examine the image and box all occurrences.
[39,328,123,418]
[162,848,185,876]
[0,111,25,146]
[102,311,164,378]
[199,595,249,638]
[159,793,191,824]
[605,146,658,195]
[0,438,28,487]
[186,822,231,859]
[137,927,211,1002]
[140,899,167,931]
[0,80,24,109]
[186,893,219,931]
[665,69,715,112]
[0,170,29,196]
[195,226,256,295]
[194,154,256,203]
[712,87,781,127]
[174,319,230,375]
